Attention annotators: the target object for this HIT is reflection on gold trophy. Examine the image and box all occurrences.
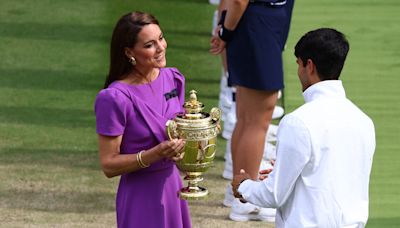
[166,90,221,200]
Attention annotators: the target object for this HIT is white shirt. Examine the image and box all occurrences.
[238,80,375,228]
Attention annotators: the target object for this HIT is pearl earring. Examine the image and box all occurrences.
[129,56,136,66]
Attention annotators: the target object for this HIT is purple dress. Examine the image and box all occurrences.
[94,68,191,228]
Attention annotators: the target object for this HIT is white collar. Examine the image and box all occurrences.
[302,80,346,103]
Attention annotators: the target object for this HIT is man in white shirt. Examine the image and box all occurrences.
[232,28,376,228]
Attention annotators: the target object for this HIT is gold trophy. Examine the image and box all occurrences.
[166,90,221,200]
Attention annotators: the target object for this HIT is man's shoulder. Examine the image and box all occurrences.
[280,102,323,130]
[286,103,311,119]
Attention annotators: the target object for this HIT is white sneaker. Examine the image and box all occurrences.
[229,198,276,222]
[223,183,234,207]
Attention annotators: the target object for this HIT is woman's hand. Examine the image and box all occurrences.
[157,138,185,161]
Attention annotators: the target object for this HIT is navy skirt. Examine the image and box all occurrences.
[227,4,289,91]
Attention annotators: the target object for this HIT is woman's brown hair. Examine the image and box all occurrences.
[104,11,159,88]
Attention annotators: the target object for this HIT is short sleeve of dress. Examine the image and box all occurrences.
[94,88,129,136]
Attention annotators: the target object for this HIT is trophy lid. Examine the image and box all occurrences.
[183,90,204,118]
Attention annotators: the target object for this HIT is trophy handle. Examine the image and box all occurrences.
[166,120,178,140]
[210,107,222,133]
[210,107,221,123]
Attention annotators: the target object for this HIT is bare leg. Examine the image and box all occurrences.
[231,86,278,180]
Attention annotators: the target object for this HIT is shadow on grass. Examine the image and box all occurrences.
[0,188,115,213]
[0,22,110,43]
[0,148,99,170]
[0,68,102,91]
[0,106,94,128]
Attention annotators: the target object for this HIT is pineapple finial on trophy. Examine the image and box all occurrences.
[184,90,204,117]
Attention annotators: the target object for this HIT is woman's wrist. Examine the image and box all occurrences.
[137,150,150,168]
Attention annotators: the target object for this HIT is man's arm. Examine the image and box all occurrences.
[235,114,312,208]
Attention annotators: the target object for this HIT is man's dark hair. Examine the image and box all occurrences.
[294,28,349,80]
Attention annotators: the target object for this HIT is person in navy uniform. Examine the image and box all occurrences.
[210,0,294,221]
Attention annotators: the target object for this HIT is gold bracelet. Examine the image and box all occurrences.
[137,150,149,168]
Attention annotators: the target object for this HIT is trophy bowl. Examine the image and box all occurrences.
[166,90,221,200]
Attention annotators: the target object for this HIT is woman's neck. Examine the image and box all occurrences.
[124,67,160,85]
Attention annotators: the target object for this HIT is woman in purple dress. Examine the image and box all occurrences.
[94,11,192,228]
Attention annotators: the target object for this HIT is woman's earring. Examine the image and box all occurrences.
[129,56,136,66]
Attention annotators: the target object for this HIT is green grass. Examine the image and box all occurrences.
[0,0,399,227]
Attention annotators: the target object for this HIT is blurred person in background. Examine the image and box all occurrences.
[210,0,232,123]
[210,0,294,222]
[94,11,191,228]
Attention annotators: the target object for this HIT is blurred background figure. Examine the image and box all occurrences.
[210,0,294,222]
[210,0,232,123]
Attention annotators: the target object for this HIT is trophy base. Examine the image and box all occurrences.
[179,186,208,200]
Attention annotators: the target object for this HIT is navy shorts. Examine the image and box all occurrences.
[227,4,288,91]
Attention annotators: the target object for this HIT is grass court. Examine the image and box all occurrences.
[0,0,399,227]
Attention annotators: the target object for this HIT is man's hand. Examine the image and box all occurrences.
[259,168,273,181]
[259,159,275,181]
[232,169,251,202]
